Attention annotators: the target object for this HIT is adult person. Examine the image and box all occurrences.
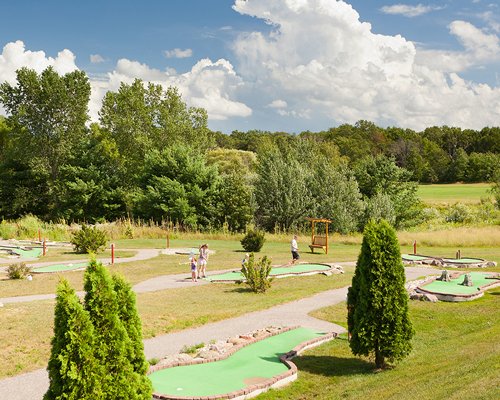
[290,235,300,265]
[198,243,209,278]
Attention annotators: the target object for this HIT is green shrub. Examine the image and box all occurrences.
[445,203,472,223]
[148,358,159,366]
[71,225,108,254]
[180,343,205,355]
[241,253,273,293]
[241,229,266,252]
[7,262,32,279]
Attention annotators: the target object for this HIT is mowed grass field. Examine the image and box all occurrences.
[418,183,493,204]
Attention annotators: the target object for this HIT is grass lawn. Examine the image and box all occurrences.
[418,183,493,205]
[0,270,354,379]
[257,289,500,400]
[0,238,360,298]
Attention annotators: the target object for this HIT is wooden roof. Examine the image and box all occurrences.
[305,217,332,223]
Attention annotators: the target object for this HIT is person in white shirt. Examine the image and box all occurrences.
[290,235,299,265]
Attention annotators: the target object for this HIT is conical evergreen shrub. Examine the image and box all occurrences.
[113,274,153,397]
[84,259,151,399]
[44,279,102,400]
[347,219,414,369]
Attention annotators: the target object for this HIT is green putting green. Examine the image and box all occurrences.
[149,327,325,398]
[32,262,89,273]
[0,246,42,259]
[441,258,484,264]
[419,272,498,295]
[205,263,331,282]
[402,254,433,261]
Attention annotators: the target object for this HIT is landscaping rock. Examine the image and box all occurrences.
[198,349,220,359]
[438,270,452,282]
[422,293,439,302]
[410,293,424,301]
[461,273,473,287]
[332,264,344,274]
[228,337,246,346]
[486,261,497,267]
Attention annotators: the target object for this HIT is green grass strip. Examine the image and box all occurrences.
[149,327,324,397]
[32,262,89,273]
[420,272,498,295]
[205,263,331,282]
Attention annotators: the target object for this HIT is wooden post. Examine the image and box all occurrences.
[43,238,47,256]
[311,220,315,246]
[166,232,170,248]
[457,249,461,259]
[413,240,417,255]
[111,243,115,265]
[325,221,329,254]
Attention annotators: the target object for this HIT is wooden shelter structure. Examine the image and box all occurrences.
[306,217,332,254]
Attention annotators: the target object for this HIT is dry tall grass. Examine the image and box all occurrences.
[397,226,500,247]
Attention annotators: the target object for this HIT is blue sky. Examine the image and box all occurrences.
[0,0,499,133]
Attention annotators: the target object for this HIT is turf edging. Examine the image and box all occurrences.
[148,326,337,400]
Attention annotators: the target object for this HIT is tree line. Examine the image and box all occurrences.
[0,67,499,232]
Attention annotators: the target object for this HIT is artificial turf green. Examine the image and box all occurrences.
[204,263,331,282]
[0,246,42,259]
[149,327,324,397]
[420,272,498,295]
[32,262,89,273]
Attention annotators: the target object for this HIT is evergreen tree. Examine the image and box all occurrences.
[113,274,153,397]
[45,279,102,400]
[84,259,150,399]
[347,219,414,369]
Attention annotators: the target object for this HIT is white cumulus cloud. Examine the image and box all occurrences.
[164,48,193,59]
[0,41,251,123]
[416,20,500,72]
[268,99,288,108]
[380,3,442,17]
[230,0,500,130]
[90,54,105,63]
[0,40,78,85]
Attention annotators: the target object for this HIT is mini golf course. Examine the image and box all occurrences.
[402,253,491,268]
[32,261,89,273]
[417,271,500,301]
[149,327,334,399]
[0,245,42,259]
[204,263,332,282]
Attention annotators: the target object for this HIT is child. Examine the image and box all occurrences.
[198,243,209,278]
[190,253,198,282]
[241,253,250,268]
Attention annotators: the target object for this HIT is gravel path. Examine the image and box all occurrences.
[0,265,436,400]
[0,249,160,304]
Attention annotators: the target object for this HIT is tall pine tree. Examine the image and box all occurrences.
[347,219,414,369]
[45,279,102,400]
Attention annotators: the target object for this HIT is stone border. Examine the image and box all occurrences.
[415,274,500,302]
[149,326,337,400]
[206,263,342,283]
